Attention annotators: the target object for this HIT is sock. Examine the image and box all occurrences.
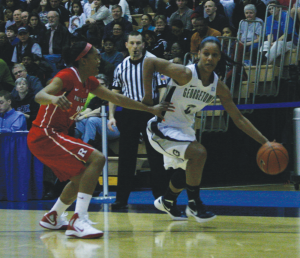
[49,197,71,217]
[164,187,181,204]
[186,184,200,202]
[74,192,92,217]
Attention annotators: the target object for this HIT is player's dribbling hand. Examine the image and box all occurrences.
[52,95,72,111]
[149,101,175,119]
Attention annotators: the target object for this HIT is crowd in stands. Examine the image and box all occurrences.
[0,0,299,198]
[0,0,298,127]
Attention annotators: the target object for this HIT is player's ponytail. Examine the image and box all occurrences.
[62,41,93,68]
[199,36,242,80]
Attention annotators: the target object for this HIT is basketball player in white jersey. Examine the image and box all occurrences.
[142,36,270,222]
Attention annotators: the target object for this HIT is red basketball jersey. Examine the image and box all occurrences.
[33,67,99,133]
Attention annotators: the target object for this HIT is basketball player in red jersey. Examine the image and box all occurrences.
[27,41,174,239]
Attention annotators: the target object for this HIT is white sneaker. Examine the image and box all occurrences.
[65,213,103,239]
[39,211,69,230]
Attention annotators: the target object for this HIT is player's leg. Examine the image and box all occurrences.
[184,141,216,222]
[65,149,105,238]
[154,168,188,220]
[40,149,105,237]
[147,123,189,220]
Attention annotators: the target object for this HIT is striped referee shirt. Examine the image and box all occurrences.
[112,51,167,103]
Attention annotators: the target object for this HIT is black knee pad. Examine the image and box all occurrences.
[170,168,186,189]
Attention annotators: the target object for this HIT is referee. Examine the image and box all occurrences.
[108,31,171,210]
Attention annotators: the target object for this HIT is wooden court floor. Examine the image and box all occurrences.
[1,184,300,258]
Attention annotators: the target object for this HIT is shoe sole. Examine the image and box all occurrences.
[185,207,217,223]
[39,221,68,230]
[154,197,187,221]
[65,230,103,239]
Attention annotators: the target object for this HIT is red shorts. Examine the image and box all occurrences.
[27,126,95,181]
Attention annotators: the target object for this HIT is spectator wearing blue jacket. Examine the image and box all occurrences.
[262,0,298,63]
[0,90,27,132]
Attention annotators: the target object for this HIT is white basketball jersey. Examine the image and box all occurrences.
[158,63,218,128]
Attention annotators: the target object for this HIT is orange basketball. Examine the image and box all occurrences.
[256,142,289,175]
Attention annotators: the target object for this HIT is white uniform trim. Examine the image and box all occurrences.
[147,64,219,170]
[43,128,94,163]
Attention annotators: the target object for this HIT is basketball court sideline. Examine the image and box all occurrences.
[1,184,300,258]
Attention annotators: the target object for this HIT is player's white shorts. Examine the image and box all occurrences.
[147,118,196,170]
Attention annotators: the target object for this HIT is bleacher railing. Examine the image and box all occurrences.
[196,1,300,141]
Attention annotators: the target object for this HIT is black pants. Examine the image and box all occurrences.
[115,108,171,203]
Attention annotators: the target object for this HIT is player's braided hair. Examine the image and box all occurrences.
[199,36,242,80]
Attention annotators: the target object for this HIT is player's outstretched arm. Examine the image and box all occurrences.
[142,57,192,106]
[35,77,72,111]
[91,84,175,119]
[216,80,269,145]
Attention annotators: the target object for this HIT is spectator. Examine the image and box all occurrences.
[12,10,25,30]
[100,37,124,67]
[191,11,201,32]
[27,12,47,45]
[108,31,169,209]
[21,11,29,26]
[262,0,298,63]
[21,54,53,86]
[112,22,128,57]
[0,2,5,31]
[64,0,85,12]
[68,0,86,34]
[6,25,20,46]
[0,32,14,68]
[0,90,27,132]
[42,11,71,76]
[102,5,133,40]
[143,30,165,58]
[3,0,23,13]
[11,27,43,64]
[232,0,266,29]
[84,0,94,18]
[4,8,14,32]
[38,0,49,24]
[46,0,70,27]
[195,0,226,19]
[190,16,221,54]
[156,0,177,19]
[291,1,300,25]
[108,0,132,23]
[11,63,43,97]
[137,14,155,33]
[154,15,173,51]
[85,0,113,26]
[169,19,193,55]
[0,59,15,92]
[168,41,186,61]
[84,22,102,48]
[12,77,40,130]
[74,74,120,145]
[204,0,229,33]
[98,55,115,86]
[239,4,263,65]
[168,0,194,30]
[222,26,246,85]
[239,4,263,48]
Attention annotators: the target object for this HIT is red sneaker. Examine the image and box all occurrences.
[39,211,69,230]
[65,213,103,239]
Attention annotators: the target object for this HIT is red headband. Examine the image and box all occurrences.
[75,43,93,61]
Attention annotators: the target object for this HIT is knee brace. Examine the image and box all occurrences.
[170,168,186,189]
